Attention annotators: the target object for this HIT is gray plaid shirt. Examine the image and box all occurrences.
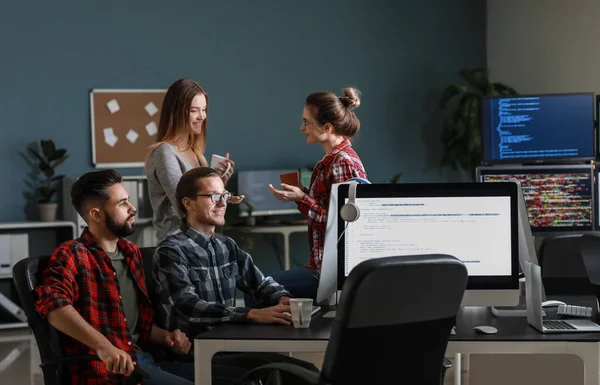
[152,223,290,334]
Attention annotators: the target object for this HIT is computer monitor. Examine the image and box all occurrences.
[481,93,595,164]
[336,182,520,307]
[236,169,299,216]
[477,165,595,233]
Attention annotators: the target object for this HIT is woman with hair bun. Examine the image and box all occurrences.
[253,87,368,304]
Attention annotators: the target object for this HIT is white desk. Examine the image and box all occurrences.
[193,308,600,385]
[194,339,600,385]
[224,225,308,270]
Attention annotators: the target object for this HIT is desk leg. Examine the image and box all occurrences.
[283,233,291,270]
[567,342,600,385]
[454,353,461,385]
[194,339,226,385]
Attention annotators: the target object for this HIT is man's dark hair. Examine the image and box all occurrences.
[71,169,123,217]
[175,167,220,216]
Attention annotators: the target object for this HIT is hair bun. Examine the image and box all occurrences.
[340,87,361,110]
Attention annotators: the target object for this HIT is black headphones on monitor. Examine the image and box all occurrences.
[340,178,369,222]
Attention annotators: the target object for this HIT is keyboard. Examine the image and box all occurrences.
[543,320,577,331]
[557,304,593,318]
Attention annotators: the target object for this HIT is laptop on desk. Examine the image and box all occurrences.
[525,261,600,333]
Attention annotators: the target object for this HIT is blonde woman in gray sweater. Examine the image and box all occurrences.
[145,79,242,242]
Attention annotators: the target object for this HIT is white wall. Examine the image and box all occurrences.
[483,3,592,383]
[487,0,600,94]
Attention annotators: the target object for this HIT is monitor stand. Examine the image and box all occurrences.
[491,276,546,317]
[323,310,337,318]
[319,291,339,318]
[491,306,528,317]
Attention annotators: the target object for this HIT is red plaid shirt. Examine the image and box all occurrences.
[35,229,154,385]
[297,140,367,272]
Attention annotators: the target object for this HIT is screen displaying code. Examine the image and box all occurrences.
[481,94,594,163]
[480,168,594,231]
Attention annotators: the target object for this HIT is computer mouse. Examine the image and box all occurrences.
[542,300,566,308]
[473,325,498,335]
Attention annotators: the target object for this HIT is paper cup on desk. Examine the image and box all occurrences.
[290,298,313,328]
[210,154,231,177]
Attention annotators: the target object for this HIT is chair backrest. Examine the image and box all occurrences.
[538,234,594,295]
[320,254,467,385]
[12,255,66,385]
[139,247,156,300]
[580,233,600,285]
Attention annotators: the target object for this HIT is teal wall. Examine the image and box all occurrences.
[0,0,486,272]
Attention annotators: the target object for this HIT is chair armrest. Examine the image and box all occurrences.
[443,357,452,370]
[40,354,100,367]
[41,354,149,383]
[240,362,323,385]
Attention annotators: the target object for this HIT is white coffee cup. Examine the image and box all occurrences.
[210,154,231,177]
[290,298,313,328]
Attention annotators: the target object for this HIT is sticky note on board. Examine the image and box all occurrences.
[106,99,120,114]
[103,127,116,138]
[105,135,118,147]
[145,121,158,136]
[126,129,139,143]
[145,102,158,117]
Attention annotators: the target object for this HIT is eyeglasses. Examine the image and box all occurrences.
[196,192,232,204]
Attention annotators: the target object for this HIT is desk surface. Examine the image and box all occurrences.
[453,306,600,342]
[196,315,332,341]
[196,301,600,343]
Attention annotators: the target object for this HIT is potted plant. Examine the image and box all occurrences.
[439,68,519,176]
[22,140,68,221]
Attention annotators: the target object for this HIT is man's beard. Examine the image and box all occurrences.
[105,211,135,238]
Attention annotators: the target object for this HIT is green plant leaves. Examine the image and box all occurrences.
[460,68,489,93]
[439,68,519,174]
[22,139,68,203]
[440,84,470,108]
[50,148,67,161]
[41,140,56,159]
[493,82,519,95]
[28,147,45,164]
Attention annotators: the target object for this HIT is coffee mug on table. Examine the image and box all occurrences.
[290,298,313,328]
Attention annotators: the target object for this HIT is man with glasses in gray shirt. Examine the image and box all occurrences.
[152,167,292,337]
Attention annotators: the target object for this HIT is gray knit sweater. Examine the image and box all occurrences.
[145,143,196,243]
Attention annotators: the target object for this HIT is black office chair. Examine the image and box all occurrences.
[240,254,468,385]
[538,234,595,295]
[12,255,148,385]
[580,233,600,289]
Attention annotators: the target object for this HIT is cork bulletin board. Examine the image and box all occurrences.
[90,89,166,168]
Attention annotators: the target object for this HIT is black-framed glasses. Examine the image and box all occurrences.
[196,192,232,204]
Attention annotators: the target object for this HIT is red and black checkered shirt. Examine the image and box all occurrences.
[297,140,368,273]
[35,229,154,385]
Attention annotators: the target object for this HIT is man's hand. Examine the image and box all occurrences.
[279,296,291,305]
[246,304,291,325]
[229,194,245,204]
[96,344,135,376]
[164,329,192,355]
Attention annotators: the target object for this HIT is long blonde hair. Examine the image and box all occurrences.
[147,78,208,166]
